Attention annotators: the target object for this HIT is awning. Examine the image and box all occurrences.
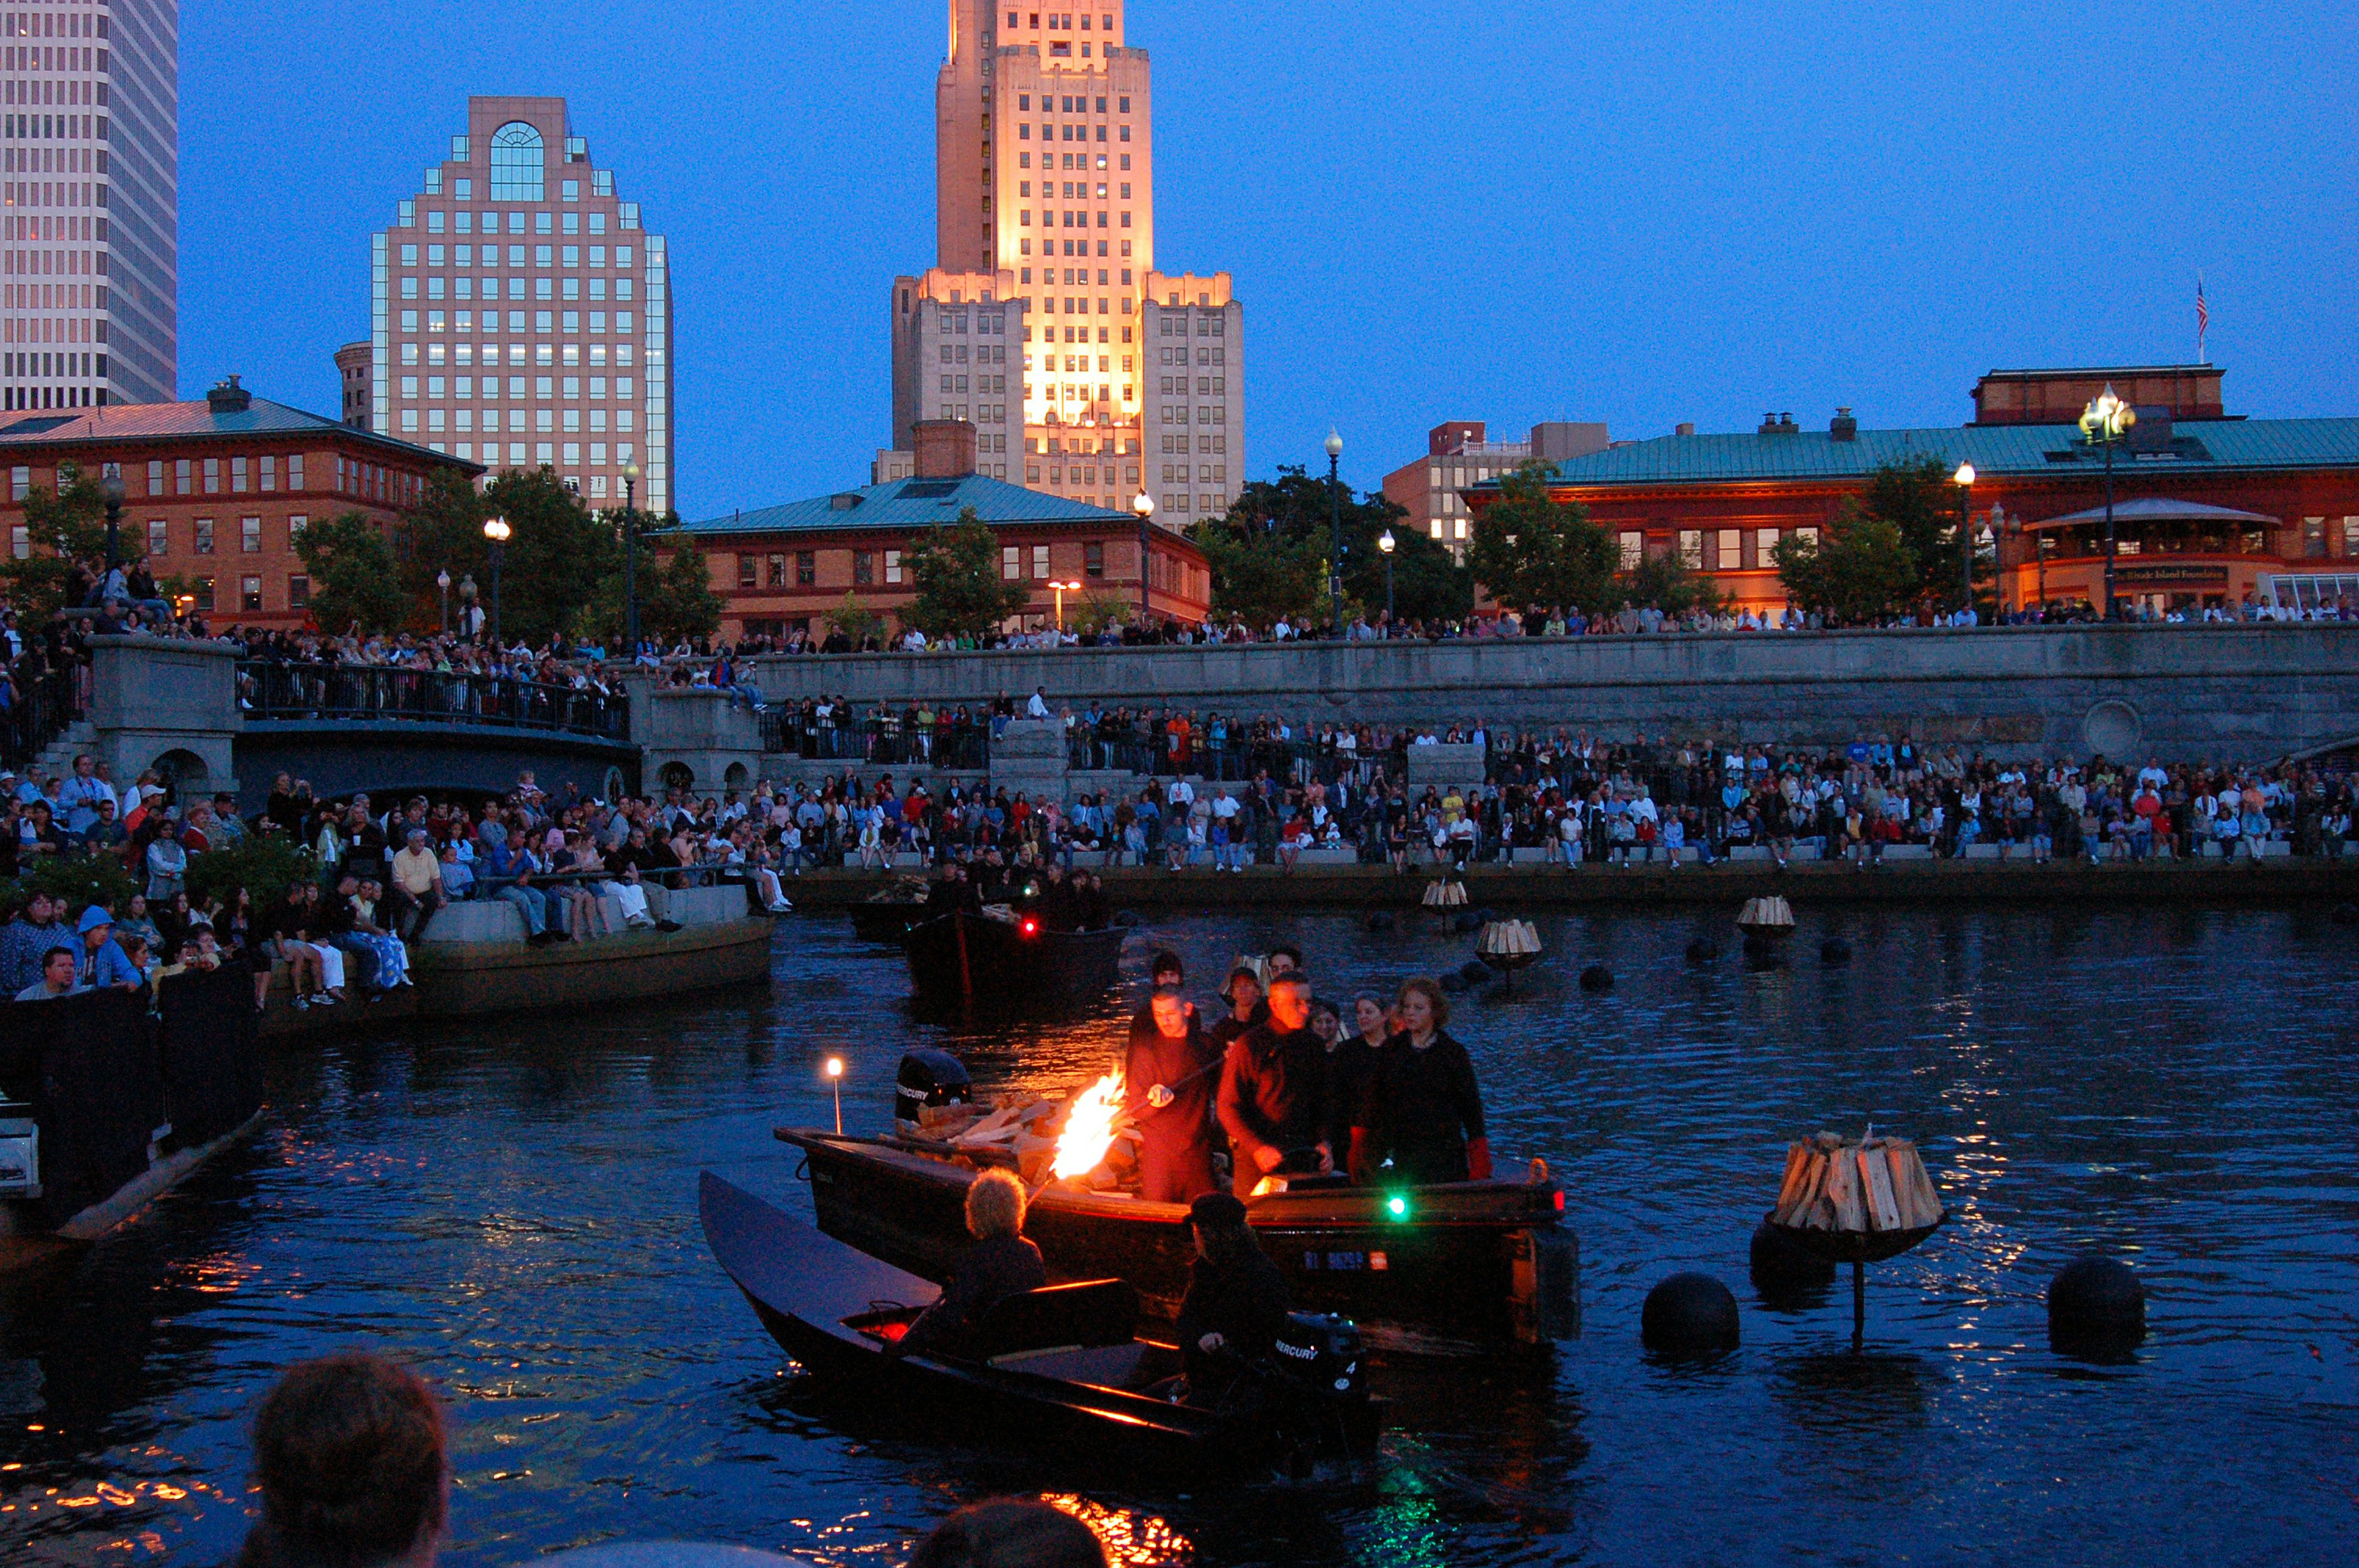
[2025,496,2277,530]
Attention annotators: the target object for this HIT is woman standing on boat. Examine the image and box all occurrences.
[1125,979,1219,1202]
[1350,978,1492,1186]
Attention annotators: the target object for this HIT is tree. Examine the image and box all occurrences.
[824,591,884,649]
[902,509,1029,640]
[1190,517,1324,627]
[483,469,619,646]
[294,513,406,633]
[1191,464,1461,627]
[396,466,489,631]
[1068,588,1132,639]
[1771,503,1920,625]
[1623,548,1724,615]
[1860,455,1973,613]
[0,464,106,620]
[1467,462,1621,617]
[1345,519,1471,626]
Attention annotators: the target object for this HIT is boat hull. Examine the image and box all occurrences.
[778,1131,1578,1356]
[847,902,927,943]
[900,913,1127,1011]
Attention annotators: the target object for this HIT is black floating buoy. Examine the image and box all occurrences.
[1641,1272,1741,1358]
[1749,1222,1836,1290]
[1438,971,1468,995]
[1452,911,1484,935]
[1820,937,1853,966]
[1113,909,1142,929]
[2048,1254,2147,1356]
[1685,937,1721,964]
[1364,910,1397,933]
[2331,902,2359,927]
[1459,958,1493,986]
[1579,964,1614,993]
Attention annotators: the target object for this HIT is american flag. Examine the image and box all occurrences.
[2196,276,2209,356]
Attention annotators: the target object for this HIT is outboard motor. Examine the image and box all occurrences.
[1262,1311,1374,1474]
[894,1050,973,1133]
[1270,1311,1366,1402]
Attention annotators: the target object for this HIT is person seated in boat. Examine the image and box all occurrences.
[1173,1193,1291,1400]
[1218,971,1335,1198]
[1126,980,1219,1202]
[886,1167,1047,1361]
[1349,978,1492,1187]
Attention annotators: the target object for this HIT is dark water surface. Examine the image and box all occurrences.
[4,908,2356,1567]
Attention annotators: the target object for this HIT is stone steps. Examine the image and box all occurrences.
[30,720,96,781]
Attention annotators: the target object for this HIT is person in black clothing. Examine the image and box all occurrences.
[1327,994,1389,1158]
[888,1167,1047,1360]
[1033,862,1078,931]
[1207,964,1260,1057]
[1351,978,1492,1186]
[1125,982,1219,1202]
[1217,971,1333,1197]
[1173,1193,1291,1400]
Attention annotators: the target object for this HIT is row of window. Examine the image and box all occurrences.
[938,342,1010,365]
[929,309,1013,334]
[400,276,634,304]
[401,374,636,401]
[1155,405,1229,425]
[1157,376,1226,396]
[1018,180,1130,201]
[400,407,636,436]
[141,513,309,557]
[400,241,635,270]
[1025,464,1140,487]
[1012,92,1131,114]
[1156,493,1231,515]
[419,206,623,236]
[1159,346,1224,366]
[397,307,637,337]
[1018,236,1132,261]
[61,453,317,501]
[1161,465,1225,484]
[2,12,106,41]
[1158,435,1229,456]
[940,375,1010,396]
[1008,11,1114,34]
[443,441,636,470]
[396,335,638,370]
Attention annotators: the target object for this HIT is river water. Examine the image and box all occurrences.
[3,907,2355,1567]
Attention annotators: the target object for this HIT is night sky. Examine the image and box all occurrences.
[180,1,2354,517]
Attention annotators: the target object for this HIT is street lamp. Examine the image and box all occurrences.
[1378,527,1397,627]
[2078,385,2137,621]
[621,460,643,652]
[100,467,124,582]
[1952,461,1975,619]
[1131,491,1155,627]
[436,568,452,636]
[1325,429,1345,619]
[482,515,512,644]
[1047,579,1081,632]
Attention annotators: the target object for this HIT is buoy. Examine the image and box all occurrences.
[1685,937,1721,964]
[1748,1221,1837,1290]
[1438,971,1468,995]
[1459,958,1492,985]
[2048,1254,2146,1355]
[1452,911,1484,935]
[1641,1272,1740,1357]
[1820,937,1852,966]
[1364,911,1397,933]
[1742,933,1783,966]
[1579,964,1613,993]
[2331,902,2359,927]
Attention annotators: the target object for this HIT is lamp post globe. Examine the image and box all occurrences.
[1324,430,1345,621]
[436,568,452,636]
[621,461,644,653]
[1952,462,1976,618]
[1378,528,1397,626]
[482,517,511,644]
[100,470,125,578]
[1131,492,1155,627]
[2079,385,2136,621]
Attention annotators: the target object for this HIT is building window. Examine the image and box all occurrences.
[290,454,305,490]
[491,121,546,202]
[1084,540,1105,577]
[203,458,221,495]
[231,456,249,493]
[1003,545,1020,580]
[146,519,166,557]
[766,553,788,587]
[241,576,264,613]
[194,577,215,613]
[288,575,310,610]
[289,515,309,542]
[260,455,278,492]
[175,459,192,496]
[1032,544,1050,579]
[241,517,262,553]
[1756,528,1780,565]
[884,549,903,585]
[1678,530,1703,568]
[795,551,816,588]
[1619,531,1643,570]
[194,518,215,555]
[737,554,757,588]
[1715,529,1740,571]
[146,459,164,497]
[853,550,875,586]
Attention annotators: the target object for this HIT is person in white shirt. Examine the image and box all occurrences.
[1026,687,1050,718]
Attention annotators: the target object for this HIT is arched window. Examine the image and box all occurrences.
[491,122,545,202]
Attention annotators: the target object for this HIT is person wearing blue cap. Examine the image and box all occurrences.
[78,906,144,993]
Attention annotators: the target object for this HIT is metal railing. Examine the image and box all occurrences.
[1,661,86,767]
[237,661,630,741]
[759,710,991,770]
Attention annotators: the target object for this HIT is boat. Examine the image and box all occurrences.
[847,878,933,943]
[900,910,1128,1011]
[774,1127,1579,1357]
[698,1172,1380,1472]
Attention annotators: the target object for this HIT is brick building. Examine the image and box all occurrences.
[0,375,480,626]
[677,419,1209,642]
[1382,419,1610,561]
[1465,367,2359,617]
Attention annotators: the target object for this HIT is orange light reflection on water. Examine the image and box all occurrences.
[1043,1493,1192,1565]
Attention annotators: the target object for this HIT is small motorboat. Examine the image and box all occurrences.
[900,910,1127,1011]
[847,878,933,943]
[698,1172,1379,1472]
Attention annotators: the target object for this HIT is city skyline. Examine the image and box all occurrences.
[176,1,2358,517]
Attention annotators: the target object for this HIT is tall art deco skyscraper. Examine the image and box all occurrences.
[371,96,674,514]
[1,0,177,410]
[892,2,1242,529]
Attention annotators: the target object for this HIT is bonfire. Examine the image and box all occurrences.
[1049,1067,1127,1183]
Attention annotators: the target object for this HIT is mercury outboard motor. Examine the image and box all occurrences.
[1270,1312,1366,1402]
[894,1049,973,1132]
[1260,1311,1374,1475]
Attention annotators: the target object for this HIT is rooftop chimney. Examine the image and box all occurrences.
[207,375,252,414]
[911,419,979,479]
[1674,422,1696,437]
[1758,412,1781,435]
[1830,407,1858,442]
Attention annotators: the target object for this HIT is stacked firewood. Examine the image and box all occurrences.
[1423,879,1469,908]
[1477,920,1543,957]
[910,1093,1138,1187]
[1771,1131,1943,1234]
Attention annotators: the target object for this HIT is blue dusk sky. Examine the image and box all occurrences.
[182,1,2356,518]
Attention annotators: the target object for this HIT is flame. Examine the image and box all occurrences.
[1050,1068,1126,1181]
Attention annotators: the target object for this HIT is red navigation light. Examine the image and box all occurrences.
[1553,1189,1566,1213]
[1020,918,1040,937]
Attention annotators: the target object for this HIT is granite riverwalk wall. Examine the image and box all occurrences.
[749,624,2359,765]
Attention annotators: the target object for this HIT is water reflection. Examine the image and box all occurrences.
[1,907,2355,1565]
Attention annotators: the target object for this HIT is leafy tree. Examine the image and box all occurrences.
[1192,465,1457,627]
[1467,462,1621,617]
[396,466,488,632]
[1860,455,1974,613]
[185,832,313,909]
[1346,521,1471,626]
[293,513,405,633]
[634,532,723,644]
[1623,548,1724,615]
[7,848,134,918]
[484,469,619,645]
[1771,503,1920,625]
[0,464,107,619]
[824,591,885,649]
[902,509,1029,640]
[1190,517,1324,626]
[1068,588,1132,639]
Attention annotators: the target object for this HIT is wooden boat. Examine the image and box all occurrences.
[698,1172,1379,1472]
[900,911,1128,1011]
[847,878,933,943]
[775,1129,1579,1357]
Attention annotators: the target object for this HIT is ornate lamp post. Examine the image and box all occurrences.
[1378,527,1396,627]
[1952,462,1976,619]
[1325,429,1345,617]
[482,516,512,643]
[2078,385,2136,621]
[1131,491,1155,626]
[100,468,124,579]
[1047,579,1081,632]
[621,460,642,652]
[436,569,452,636]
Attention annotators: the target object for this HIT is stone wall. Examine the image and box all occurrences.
[752,625,2359,763]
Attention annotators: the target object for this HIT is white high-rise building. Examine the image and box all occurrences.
[1,0,177,410]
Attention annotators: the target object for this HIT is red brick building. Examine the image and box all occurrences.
[0,376,481,627]
[678,420,1211,641]
[1467,367,2359,616]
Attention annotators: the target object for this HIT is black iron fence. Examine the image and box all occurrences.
[1,662,86,768]
[758,709,991,771]
[237,661,630,741]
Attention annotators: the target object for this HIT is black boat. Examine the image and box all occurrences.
[900,911,1128,1009]
[698,1172,1378,1472]
[847,879,933,943]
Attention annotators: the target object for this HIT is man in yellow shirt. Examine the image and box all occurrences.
[387,827,446,940]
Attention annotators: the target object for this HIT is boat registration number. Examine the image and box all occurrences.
[1303,1250,1386,1272]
